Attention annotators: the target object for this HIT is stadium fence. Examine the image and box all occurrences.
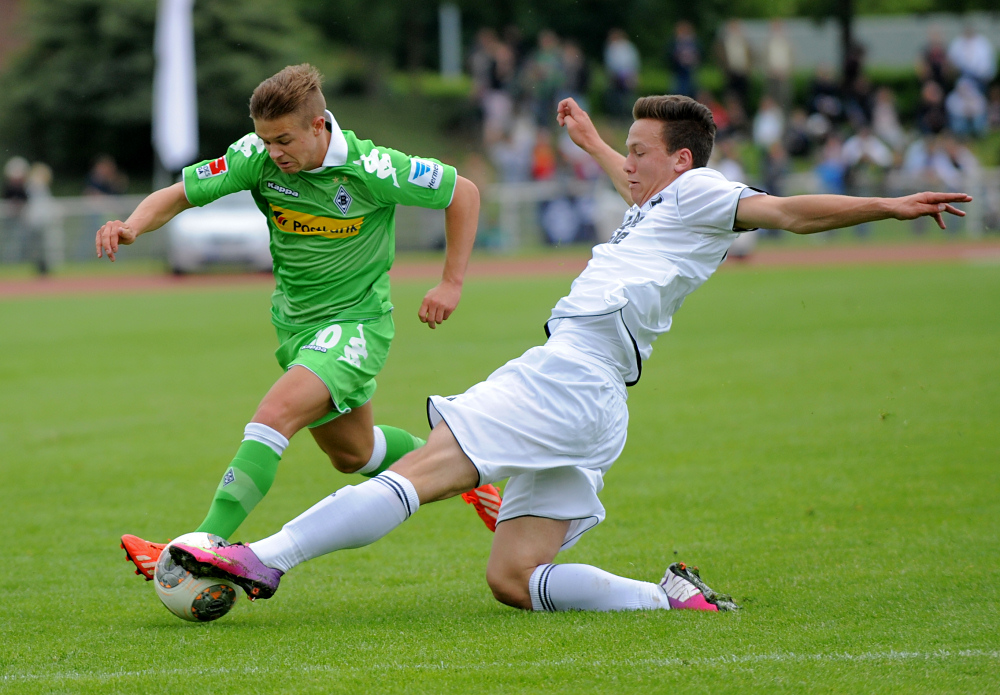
[1,168,997,273]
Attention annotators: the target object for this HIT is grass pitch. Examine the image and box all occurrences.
[1,259,998,693]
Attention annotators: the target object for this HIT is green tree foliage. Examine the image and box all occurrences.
[0,0,155,178]
[0,0,321,180]
[190,1,324,158]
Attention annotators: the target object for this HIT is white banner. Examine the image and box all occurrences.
[152,0,198,172]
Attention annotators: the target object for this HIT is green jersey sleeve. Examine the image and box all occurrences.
[182,133,268,207]
[349,136,457,210]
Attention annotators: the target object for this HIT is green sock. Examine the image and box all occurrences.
[195,440,281,539]
[360,425,426,478]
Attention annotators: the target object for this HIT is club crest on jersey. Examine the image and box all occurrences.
[407,158,442,189]
[222,468,236,486]
[270,203,363,239]
[266,181,299,197]
[196,156,228,179]
[334,185,353,215]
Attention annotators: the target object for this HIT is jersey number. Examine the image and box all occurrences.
[302,323,369,367]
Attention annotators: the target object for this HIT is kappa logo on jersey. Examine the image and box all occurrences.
[266,181,299,197]
[407,158,442,189]
[354,148,399,187]
[334,185,353,215]
[231,133,266,158]
[196,156,228,179]
[270,204,363,239]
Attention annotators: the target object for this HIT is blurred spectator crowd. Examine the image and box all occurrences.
[467,26,612,244]
[3,20,999,264]
[2,153,128,272]
[467,20,1000,244]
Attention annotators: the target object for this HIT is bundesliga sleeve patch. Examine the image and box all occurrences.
[407,158,443,189]
[196,156,228,179]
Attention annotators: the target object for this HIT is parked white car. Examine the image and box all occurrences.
[167,190,271,274]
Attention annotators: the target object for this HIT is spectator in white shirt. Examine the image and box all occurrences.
[946,77,989,138]
[872,87,906,152]
[753,95,785,150]
[604,29,641,119]
[842,127,894,169]
[947,25,997,93]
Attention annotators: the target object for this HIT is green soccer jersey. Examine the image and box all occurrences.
[182,112,457,328]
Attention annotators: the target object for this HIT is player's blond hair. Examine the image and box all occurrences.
[632,95,716,168]
[249,64,326,125]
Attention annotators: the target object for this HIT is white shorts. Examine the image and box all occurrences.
[427,339,629,549]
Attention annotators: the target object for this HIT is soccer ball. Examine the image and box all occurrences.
[154,532,242,622]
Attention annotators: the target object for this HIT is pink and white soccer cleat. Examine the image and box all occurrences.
[169,542,283,601]
[660,562,740,612]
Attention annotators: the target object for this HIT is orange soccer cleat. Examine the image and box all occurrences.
[461,484,502,532]
[121,534,167,581]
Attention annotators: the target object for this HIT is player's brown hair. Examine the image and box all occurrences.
[249,64,326,125]
[632,95,716,168]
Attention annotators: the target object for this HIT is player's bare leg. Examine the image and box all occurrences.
[389,424,481,503]
[309,401,436,481]
[382,422,505,527]
[487,517,738,612]
[486,517,568,609]
[387,426,503,529]
[251,365,335,437]
[309,401,376,473]
[311,401,501,528]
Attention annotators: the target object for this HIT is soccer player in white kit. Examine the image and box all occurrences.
[171,96,971,613]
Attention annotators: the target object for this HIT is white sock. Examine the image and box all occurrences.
[355,426,388,476]
[243,422,289,456]
[528,564,669,612]
[249,471,419,573]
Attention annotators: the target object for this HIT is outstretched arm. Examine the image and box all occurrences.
[557,98,633,205]
[735,191,972,235]
[95,182,193,261]
[419,175,480,329]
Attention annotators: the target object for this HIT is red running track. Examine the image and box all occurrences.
[1,240,998,299]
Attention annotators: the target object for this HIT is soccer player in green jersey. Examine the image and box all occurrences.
[98,64,501,580]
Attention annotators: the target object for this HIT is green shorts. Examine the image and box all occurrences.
[274,312,395,428]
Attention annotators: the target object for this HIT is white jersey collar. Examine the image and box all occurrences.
[633,168,706,210]
[306,109,348,172]
[641,192,664,210]
[631,190,666,213]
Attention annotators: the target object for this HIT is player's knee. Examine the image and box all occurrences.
[486,565,532,610]
[326,449,368,474]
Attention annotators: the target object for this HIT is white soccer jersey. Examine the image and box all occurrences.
[548,167,763,385]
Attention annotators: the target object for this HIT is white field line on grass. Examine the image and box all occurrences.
[3,649,998,684]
